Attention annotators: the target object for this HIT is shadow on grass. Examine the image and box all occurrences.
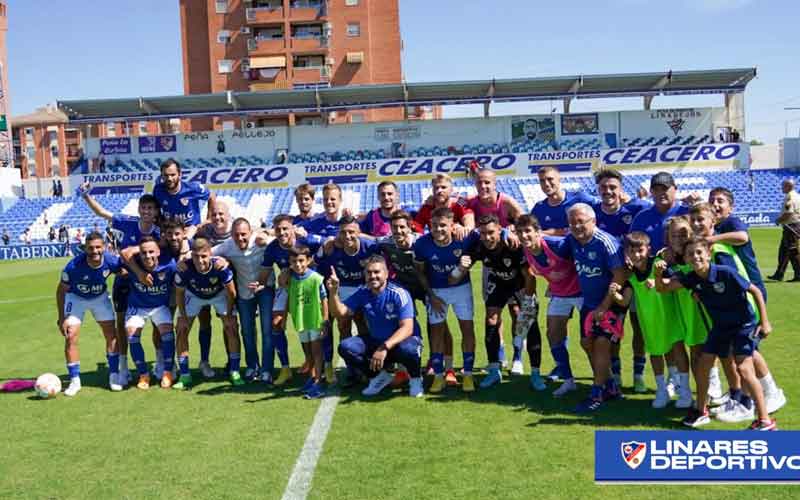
[335,370,688,429]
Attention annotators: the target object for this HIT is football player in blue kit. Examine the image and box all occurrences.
[413,207,478,393]
[56,232,123,396]
[124,236,178,390]
[152,158,216,239]
[78,183,161,386]
[174,238,240,389]
[259,214,324,385]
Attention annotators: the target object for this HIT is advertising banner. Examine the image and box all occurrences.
[598,143,748,171]
[561,113,599,135]
[596,430,800,484]
[100,138,131,155]
[512,116,555,144]
[0,243,81,261]
[138,135,177,154]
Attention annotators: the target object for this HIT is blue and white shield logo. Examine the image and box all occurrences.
[621,441,647,470]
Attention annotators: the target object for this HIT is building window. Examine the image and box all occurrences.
[217,30,231,44]
[169,118,182,134]
[218,59,234,73]
[215,0,228,14]
[350,113,365,123]
[139,122,148,135]
[24,128,34,143]
[345,0,359,6]
[105,123,116,137]
[347,23,360,37]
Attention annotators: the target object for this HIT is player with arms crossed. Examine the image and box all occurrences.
[56,232,123,396]
[174,238,241,389]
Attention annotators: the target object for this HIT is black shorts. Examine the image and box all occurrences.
[485,279,524,309]
[112,275,130,313]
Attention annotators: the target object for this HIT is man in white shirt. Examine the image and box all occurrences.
[213,217,277,382]
[768,178,800,282]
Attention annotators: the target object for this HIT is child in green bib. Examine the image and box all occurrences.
[287,245,329,399]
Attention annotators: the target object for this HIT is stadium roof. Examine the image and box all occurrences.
[58,67,757,124]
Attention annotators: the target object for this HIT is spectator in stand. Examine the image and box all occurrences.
[57,180,64,197]
[74,228,84,245]
[48,227,57,241]
[21,229,32,245]
[52,179,59,198]
[2,229,10,245]
[731,129,741,143]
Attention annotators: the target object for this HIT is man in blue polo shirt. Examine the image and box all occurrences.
[630,171,688,253]
[330,255,423,398]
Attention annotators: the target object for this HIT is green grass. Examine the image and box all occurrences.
[1,228,798,499]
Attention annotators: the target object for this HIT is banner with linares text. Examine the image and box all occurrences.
[525,143,750,175]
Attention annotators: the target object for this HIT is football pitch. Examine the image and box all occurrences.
[1,227,798,499]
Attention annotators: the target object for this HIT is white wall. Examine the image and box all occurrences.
[751,145,781,170]
[780,138,800,169]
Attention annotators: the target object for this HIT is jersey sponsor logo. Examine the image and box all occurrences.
[76,283,105,294]
[576,262,603,279]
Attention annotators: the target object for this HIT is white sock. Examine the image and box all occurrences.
[655,374,666,391]
[759,373,778,396]
[444,356,453,370]
[709,366,719,380]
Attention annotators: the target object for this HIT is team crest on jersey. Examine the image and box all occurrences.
[210,277,218,284]
[587,251,597,260]
[622,214,633,225]
[453,249,462,257]
[621,441,647,470]
[713,282,726,294]
[102,269,110,278]
[158,272,166,281]
[503,258,512,267]
[82,275,89,280]
[180,198,189,206]
[386,303,394,313]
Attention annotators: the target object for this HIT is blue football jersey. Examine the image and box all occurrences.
[152,180,210,226]
[175,258,233,299]
[304,214,340,238]
[111,214,160,249]
[318,238,378,285]
[262,235,323,271]
[532,190,598,231]
[412,233,477,289]
[127,257,177,308]
[61,252,122,299]
[562,228,624,310]
[630,203,689,253]
[594,198,652,239]
[344,283,416,341]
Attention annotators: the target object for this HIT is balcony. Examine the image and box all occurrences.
[249,81,291,92]
[245,6,284,24]
[290,35,328,51]
[248,37,287,53]
[292,67,328,84]
[289,1,326,21]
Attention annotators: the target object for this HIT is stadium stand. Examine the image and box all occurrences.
[96,134,716,174]
[0,168,790,244]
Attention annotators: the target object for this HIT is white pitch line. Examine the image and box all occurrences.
[0,295,51,305]
[281,392,341,500]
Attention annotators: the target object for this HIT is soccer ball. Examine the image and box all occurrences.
[35,373,62,399]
